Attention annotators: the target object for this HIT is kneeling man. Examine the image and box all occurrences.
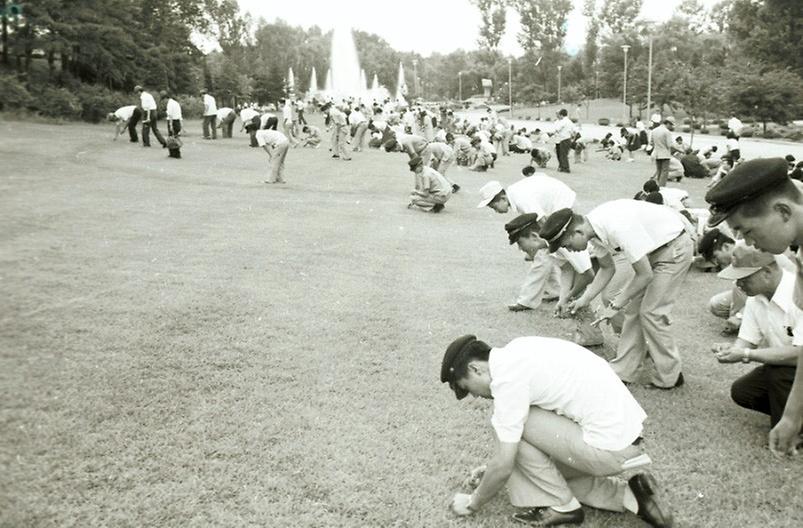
[442,335,673,527]
[711,245,799,427]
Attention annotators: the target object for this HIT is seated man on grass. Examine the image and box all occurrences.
[711,245,800,428]
[442,334,673,527]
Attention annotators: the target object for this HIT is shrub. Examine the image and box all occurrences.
[741,117,754,124]
[598,117,610,126]
[782,129,803,142]
[692,122,701,130]
[0,74,33,110]
[740,128,754,138]
[717,119,728,129]
[762,129,781,139]
[31,86,83,119]
[682,117,691,124]
[176,95,203,120]
[682,125,691,132]
[700,128,710,134]
[75,85,132,123]
[615,122,625,128]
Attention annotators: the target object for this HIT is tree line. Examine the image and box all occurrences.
[0,0,801,133]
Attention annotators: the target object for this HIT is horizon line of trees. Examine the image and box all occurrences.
[0,0,801,133]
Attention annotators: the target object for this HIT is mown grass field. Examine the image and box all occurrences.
[1,114,801,527]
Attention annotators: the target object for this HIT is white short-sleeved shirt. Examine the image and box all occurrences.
[240,108,259,123]
[139,92,157,111]
[554,248,593,274]
[114,105,136,121]
[659,187,689,210]
[515,135,534,150]
[553,117,574,142]
[739,270,797,348]
[203,94,217,116]
[216,107,234,120]
[587,200,685,263]
[349,110,366,125]
[166,99,182,121]
[489,336,646,450]
[255,129,289,147]
[506,174,576,217]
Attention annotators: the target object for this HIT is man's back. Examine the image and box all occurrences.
[507,174,576,217]
[651,125,672,159]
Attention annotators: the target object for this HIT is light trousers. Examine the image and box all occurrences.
[610,233,693,386]
[508,407,641,511]
[409,189,451,210]
[267,142,289,183]
[516,249,561,309]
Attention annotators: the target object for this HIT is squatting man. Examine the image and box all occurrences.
[441,334,673,527]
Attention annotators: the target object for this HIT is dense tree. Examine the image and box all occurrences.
[471,0,508,50]
[513,0,572,53]
[598,0,643,36]
[727,67,803,133]
[726,0,803,77]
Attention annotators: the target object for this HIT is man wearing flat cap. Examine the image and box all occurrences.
[441,334,673,527]
[477,174,590,314]
[540,200,693,389]
[705,157,803,455]
[407,156,451,212]
[709,245,799,429]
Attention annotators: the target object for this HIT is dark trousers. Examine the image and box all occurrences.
[655,158,670,186]
[245,116,260,147]
[556,139,571,172]
[168,119,182,137]
[142,110,166,147]
[203,115,218,139]
[128,108,142,142]
[297,111,307,125]
[731,365,796,426]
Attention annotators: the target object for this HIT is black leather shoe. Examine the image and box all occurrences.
[647,373,684,390]
[512,507,584,526]
[628,472,674,527]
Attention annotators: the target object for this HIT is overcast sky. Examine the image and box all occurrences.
[237,0,720,57]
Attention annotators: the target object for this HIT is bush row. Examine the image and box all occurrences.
[0,74,210,122]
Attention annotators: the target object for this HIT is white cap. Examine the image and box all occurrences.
[477,181,504,208]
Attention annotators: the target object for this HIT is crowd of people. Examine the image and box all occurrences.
[106,86,802,526]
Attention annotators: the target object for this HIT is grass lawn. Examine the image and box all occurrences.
[1,114,802,527]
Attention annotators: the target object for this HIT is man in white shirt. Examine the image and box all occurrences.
[711,245,799,427]
[552,108,574,173]
[216,107,236,138]
[542,201,694,389]
[107,105,142,142]
[135,85,166,148]
[477,173,586,313]
[428,141,459,193]
[280,98,298,146]
[441,334,673,527]
[161,92,182,137]
[201,89,217,140]
[328,105,352,160]
[255,125,289,184]
[349,106,369,152]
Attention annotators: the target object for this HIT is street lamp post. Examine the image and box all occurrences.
[412,59,418,99]
[458,71,462,102]
[557,65,562,104]
[621,45,631,125]
[507,58,513,119]
[646,36,653,120]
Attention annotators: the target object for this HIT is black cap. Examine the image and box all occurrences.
[705,158,790,226]
[440,335,477,400]
[504,213,540,245]
[539,208,574,253]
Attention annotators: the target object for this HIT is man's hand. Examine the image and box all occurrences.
[567,298,588,315]
[714,345,746,364]
[463,465,486,489]
[769,416,803,457]
[554,301,571,318]
[450,493,475,516]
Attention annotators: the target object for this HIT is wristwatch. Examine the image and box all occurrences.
[741,349,751,363]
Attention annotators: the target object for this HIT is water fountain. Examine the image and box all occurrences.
[308,67,318,97]
[395,62,408,105]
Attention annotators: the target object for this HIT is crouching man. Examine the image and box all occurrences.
[407,156,451,213]
[442,334,673,527]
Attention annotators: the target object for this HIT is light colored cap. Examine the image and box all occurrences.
[718,245,776,280]
[476,181,504,208]
[650,113,661,124]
